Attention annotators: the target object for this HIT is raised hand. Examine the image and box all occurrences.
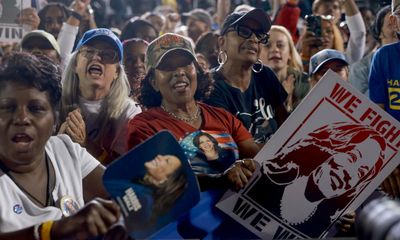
[16,8,40,30]
[70,0,91,15]
[301,31,324,58]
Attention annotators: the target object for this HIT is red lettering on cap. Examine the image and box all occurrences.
[156,35,185,48]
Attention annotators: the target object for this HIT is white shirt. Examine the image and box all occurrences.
[346,12,366,64]
[0,135,99,233]
[57,22,79,71]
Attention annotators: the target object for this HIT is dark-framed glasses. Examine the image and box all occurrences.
[228,25,269,44]
[79,46,118,64]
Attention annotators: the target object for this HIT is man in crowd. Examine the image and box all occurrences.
[21,30,61,65]
[183,8,213,43]
[309,49,349,88]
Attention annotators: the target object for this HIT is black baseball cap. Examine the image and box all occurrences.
[220,8,272,35]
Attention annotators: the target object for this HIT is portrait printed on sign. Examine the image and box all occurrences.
[217,71,400,239]
[103,131,200,239]
[180,130,239,175]
[245,122,386,238]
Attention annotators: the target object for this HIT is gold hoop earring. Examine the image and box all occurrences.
[252,59,263,73]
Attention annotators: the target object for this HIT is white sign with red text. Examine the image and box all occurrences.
[217,70,400,239]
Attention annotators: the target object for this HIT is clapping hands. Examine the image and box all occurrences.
[16,8,40,30]
[59,108,87,146]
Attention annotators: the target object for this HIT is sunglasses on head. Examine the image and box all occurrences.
[79,46,119,64]
[226,25,269,44]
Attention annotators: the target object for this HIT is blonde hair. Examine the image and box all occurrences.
[270,25,303,72]
[60,52,131,144]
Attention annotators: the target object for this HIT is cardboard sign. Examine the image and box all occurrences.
[217,70,400,239]
[0,0,31,43]
[103,130,200,239]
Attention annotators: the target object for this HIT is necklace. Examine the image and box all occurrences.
[161,104,201,123]
[0,155,54,207]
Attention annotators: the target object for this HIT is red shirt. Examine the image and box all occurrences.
[274,2,301,44]
[127,102,252,150]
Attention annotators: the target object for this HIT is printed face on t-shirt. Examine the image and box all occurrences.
[180,131,239,174]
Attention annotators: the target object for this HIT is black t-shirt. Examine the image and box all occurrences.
[205,66,287,144]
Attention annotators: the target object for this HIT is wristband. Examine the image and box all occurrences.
[70,11,83,21]
[40,221,54,240]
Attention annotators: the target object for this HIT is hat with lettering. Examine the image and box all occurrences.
[220,8,271,35]
[21,30,60,55]
[309,49,348,76]
[393,0,400,13]
[146,33,197,71]
[75,28,123,63]
[182,8,213,28]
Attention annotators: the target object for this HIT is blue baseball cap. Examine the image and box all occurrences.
[75,28,123,63]
[309,49,348,76]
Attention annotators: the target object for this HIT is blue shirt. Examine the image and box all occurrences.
[369,42,400,121]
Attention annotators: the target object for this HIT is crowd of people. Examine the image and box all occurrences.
[0,0,400,239]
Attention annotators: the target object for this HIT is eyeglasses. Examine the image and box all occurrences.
[227,25,269,44]
[79,47,118,64]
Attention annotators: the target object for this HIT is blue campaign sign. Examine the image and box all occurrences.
[103,130,200,239]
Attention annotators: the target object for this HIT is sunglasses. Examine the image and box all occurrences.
[79,46,118,64]
[227,25,269,44]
